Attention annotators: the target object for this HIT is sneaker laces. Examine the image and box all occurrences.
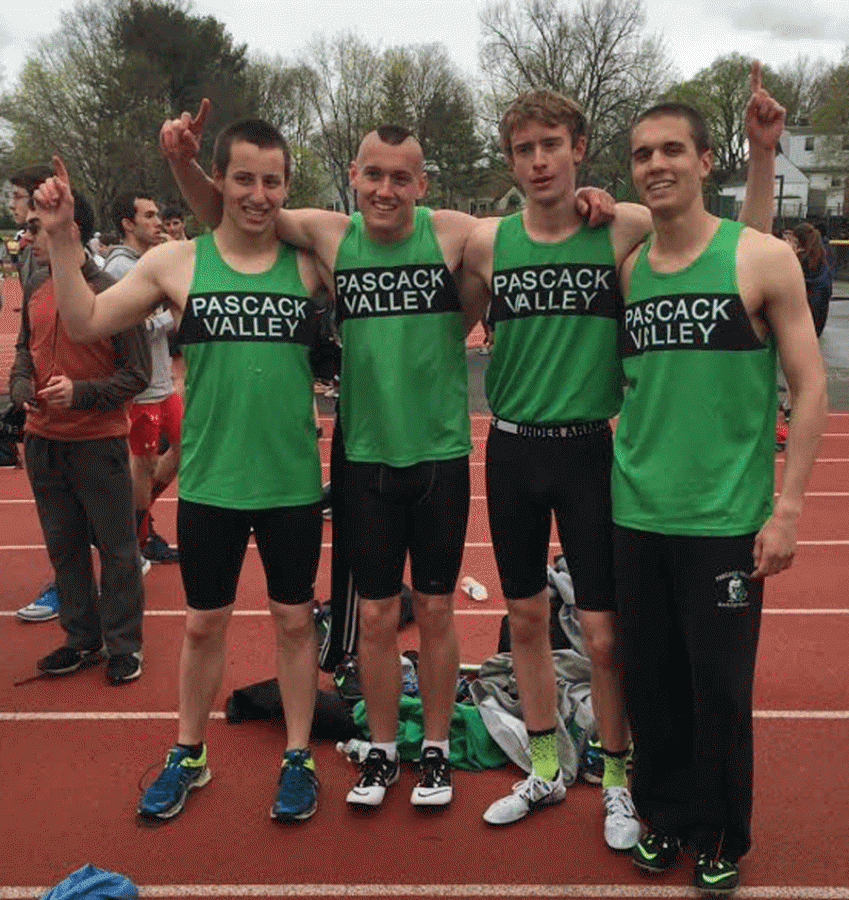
[357,751,394,787]
[419,749,449,787]
[603,786,637,820]
[139,748,201,797]
[512,772,557,804]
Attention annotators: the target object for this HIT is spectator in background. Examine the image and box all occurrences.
[10,191,150,683]
[791,221,833,337]
[161,205,187,241]
[104,193,180,565]
[7,163,66,623]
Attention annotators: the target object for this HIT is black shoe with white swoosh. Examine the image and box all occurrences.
[410,746,452,806]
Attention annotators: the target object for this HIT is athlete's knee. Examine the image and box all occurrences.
[358,595,400,644]
[184,606,231,645]
[506,593,549,647]
[413,591,454,636]
[580,612,622,669]
[269,600,314,645]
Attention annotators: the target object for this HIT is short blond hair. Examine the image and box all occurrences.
[499,90,588,161]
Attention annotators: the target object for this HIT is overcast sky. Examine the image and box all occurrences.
[1,0,847,91]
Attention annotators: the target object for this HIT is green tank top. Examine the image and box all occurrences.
[612,218,777,535]
[487,213,623,423]
[334,208,471,465]
[177,233,322,508]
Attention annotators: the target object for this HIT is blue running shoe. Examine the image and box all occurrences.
[271,748,318,821]
[580,737,634,784]
[17,582,60,622]
[137,744,211,819]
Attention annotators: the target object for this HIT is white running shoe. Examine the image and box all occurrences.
[483,769,566,825]
[410,747,452,806]
[346,747,400,807]
[602,786,640,850]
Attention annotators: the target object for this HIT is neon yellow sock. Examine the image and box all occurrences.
[602,752,627,789]
[528,729,559,781]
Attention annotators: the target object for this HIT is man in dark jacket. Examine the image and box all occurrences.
[9,190,151,684]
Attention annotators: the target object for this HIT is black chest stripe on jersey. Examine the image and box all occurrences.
[179,291,320,345]
[490,263,620,322]
[621,293,763,356]
[335,264,459,322]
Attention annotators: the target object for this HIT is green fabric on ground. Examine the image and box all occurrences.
[352,695,508,771]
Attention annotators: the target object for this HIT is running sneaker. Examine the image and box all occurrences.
[37,644,106,675]
[137,744,211,819]
[693,853,739,896]
[346,747,400,807]
[106,651,143,684]
[141,527,179,563]
[632,831,681,873]
[775,420,788,452]
[602,786,640,850]
[270,748,319,821]
[482,769,566,825]
[580,737,634,784]
[410,747,452,806]
[16,582,60,621]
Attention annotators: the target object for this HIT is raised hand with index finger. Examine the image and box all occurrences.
[32,155,76,237]
[159,98,210,164]
[744,60,786,152]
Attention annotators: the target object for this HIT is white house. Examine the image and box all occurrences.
[720,126,849,218]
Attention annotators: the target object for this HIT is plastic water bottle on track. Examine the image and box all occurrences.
[460,575,488,602]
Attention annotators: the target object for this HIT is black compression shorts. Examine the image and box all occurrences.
[177,498,322,610]
[344,455,470,599]
[486,422,615,610]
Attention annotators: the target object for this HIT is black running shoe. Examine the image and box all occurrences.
[37,644,106,675]
[694,853,739,896]
[632,831,681,873]
[141,527,179,563]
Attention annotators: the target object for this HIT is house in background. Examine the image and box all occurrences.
[720,126,849,219]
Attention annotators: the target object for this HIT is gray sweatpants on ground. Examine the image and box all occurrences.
[24,433,143,656]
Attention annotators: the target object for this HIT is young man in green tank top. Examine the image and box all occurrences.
[162,108,614,810]
[461,66,784,851]
[618,101,826,893]
[33,121,329,824]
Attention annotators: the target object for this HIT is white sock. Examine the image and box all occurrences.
[370,741,397,760]
[422,739,449,757]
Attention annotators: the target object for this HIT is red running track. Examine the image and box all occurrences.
[1,317,848,897]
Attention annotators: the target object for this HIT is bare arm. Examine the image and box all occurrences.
[742,234,827,576]
[459,219,498,334]
[34,156,180,341]
[738,61,786,234]
[609,203,652,269]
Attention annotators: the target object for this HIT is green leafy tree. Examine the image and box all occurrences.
[3,0,253,226]
[479,0,673,189]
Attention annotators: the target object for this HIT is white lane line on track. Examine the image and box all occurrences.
[2,885,849,898]
[5,491,849,505]
[2,711,847,723]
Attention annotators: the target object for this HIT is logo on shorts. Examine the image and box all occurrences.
[715,570,750,608]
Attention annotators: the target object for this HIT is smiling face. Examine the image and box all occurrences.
[215,139,288,236]
[349,131,427,243]
[507,121,586,206]
[630,113,713,217]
